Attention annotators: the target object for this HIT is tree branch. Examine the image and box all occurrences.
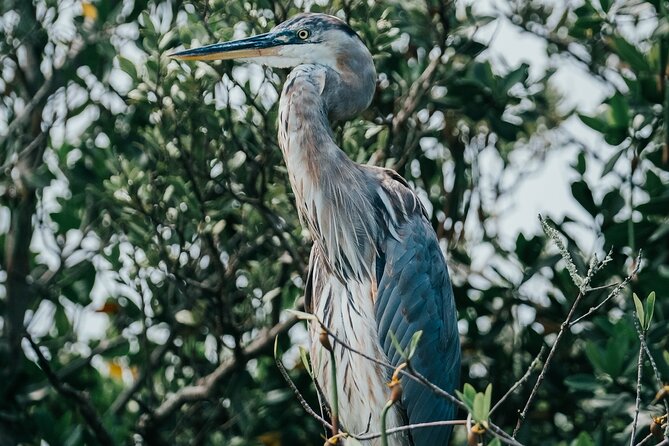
[110,332,175,415]
[513,291,586,438]
[26,334,114,446]
[138,306,302,434]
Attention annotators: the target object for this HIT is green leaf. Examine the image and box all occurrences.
[388,330,406,359]
[574,152,586,175]
[502,63,529,93]
[406,330,423,361]
[585,342,604,372]
[456,383,477,411]
[633,293,645,329]
[637,196,669,215]
[644,291,655,330]
[117,56,137,80]
[601,190,625,221]
[473,392,485,422]
[273,336,280,359]
[564,374,604,391]
[55,305,70,336]
[571,181,598,216]
[299,346,313,377]
[483,383,492,421]
[608,93,630,129]
[571,431,595,446]
[579,113,608,133]
[609,36,650,74]
[601,149,625,177]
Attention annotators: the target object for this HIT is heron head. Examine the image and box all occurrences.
[170,13,372,72]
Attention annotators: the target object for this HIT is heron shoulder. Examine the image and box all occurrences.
[361,165,428,229]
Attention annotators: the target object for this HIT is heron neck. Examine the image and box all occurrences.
[278,65,378,281]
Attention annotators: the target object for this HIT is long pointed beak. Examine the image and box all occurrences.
[170,32,289,61]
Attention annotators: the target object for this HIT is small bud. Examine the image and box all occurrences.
[651,416,666,439]
[324,434,339,445]
[319,329,332,352]
[389,379,403,403]
[652,385,669,404]
[468,423,486,446]
[467,429,479,446]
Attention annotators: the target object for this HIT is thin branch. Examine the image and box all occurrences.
[138,307,302,432]
[0,77,53,149]
[274,338,333,431]
[0,129,48,172]
[355,420,466,441]
[26,334,114,446]
[110,332,175,415]
[635,432,655,446]
[488,422,527,446]
[391,53,442,130]
[54,336,126,381]
[632,325,646,446]
[632,312,669,436]
[491,346,546,415]
[513,291,586,438]
[319,323,464,409]
[570,251,641,327]
[317,322,522,444]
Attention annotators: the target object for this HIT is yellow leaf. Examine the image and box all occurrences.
[108,362,123,380]
[82,2,98,21]
[257,432,281,446]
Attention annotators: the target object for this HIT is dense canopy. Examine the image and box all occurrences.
[1,0,668,445]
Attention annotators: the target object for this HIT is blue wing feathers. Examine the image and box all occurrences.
[374,214,460,446]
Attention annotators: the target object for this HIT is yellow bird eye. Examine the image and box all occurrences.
[297,29,310,40]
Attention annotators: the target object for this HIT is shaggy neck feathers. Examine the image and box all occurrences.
[277,65,378,282]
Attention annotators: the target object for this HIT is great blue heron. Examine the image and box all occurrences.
[172,13,460,445]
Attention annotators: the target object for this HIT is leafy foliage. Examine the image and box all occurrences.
[0,0,668,445]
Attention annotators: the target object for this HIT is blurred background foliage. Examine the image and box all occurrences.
[0,0,668,445]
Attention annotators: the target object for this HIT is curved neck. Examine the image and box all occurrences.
[277,64,378,281]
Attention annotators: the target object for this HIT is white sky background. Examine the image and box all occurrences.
[17,0,636,349]
[476,0,608,252]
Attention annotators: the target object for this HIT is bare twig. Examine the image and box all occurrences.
[54,336,126,381]
[632,325,646,446]
[317,323,522,444]
[632,312,669,437]
[488,422,526,446]
[391,54,442,130]
[273,335,476,444]
[138,307,302,432]
[635,432,655,446]
[273,338,333,431]
[491,346,546,415]
[0,77,53,149]
[570,251,642,327]
[110,332,175,415]
[26,334,114,446]
[354,420,466,441]
[513,291,586,438]
[319,323,464,409]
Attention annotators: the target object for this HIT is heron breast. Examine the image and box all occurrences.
[310,276,410,445]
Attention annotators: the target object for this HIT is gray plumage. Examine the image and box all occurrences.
[172,12,460,446]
